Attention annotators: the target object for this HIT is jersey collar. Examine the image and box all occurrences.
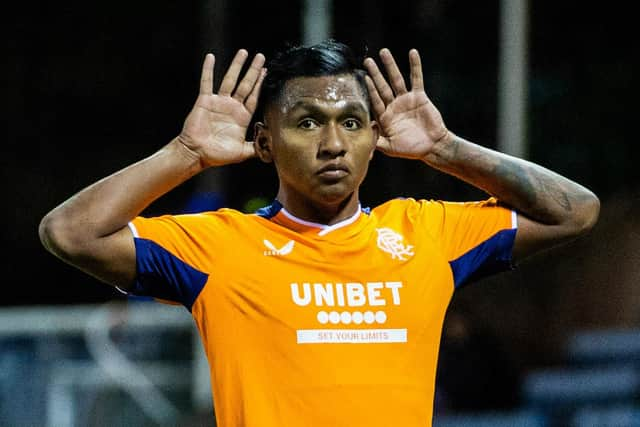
[255,200,367,237]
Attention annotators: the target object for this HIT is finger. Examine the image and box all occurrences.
[233,53,266,103]
[363,57,395,106]
[218,49,249,96]
[365,75,386,119]
[244,67,267,115]
[199,53,215,95]
[408,49,424,91]
[379,48,408,95]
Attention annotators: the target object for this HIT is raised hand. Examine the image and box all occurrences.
[363,49,449,160]
[178,49,266,167]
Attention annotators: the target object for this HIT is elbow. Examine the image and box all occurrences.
[39,211,64,257]
[585,192,601,230]
[568,191,601,237]
[38,210,80,261]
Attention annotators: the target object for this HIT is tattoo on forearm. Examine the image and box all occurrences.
[533,173,573,212]
[494,159,536,204]
[440,136,580,221]
[494,158,573,219]
[449,135,461,159]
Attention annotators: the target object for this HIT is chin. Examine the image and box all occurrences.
[314,185,355,205]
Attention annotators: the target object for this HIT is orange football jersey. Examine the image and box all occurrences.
[127,197,517,427]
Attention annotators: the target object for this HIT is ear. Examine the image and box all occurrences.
[254,122,273,163]
[368,120,380,161]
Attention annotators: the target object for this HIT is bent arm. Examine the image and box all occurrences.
[424,132,600,261]
[39,140,203,289]
[39,50,265,290]
[364,48,600,262]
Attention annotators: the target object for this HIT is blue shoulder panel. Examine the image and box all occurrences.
[449,228,517,289]
[130,238,209,311]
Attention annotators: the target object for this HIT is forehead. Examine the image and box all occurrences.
[276,74,368,111]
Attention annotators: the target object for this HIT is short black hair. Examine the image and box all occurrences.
[257,39,370,121]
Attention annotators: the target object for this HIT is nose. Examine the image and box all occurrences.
[319,122,346,157]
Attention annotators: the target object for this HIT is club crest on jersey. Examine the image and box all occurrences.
[263,239,295,256]
[376,228,414,261]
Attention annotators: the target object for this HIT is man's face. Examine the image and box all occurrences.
[259,74,378,213]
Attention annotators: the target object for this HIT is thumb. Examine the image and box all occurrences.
[375,136,393,154]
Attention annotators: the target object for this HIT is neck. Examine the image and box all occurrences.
[275,190,360,225]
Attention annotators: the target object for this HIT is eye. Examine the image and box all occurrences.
[298,118,319,130]
[343,118,362,130]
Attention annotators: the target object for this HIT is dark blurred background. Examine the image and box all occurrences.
[6,0,639,412]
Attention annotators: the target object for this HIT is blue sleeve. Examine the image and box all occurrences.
[128,237,209,311]
[449,228,517,289]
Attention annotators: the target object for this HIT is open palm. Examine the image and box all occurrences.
[179,50,265,167]
[364,49,449,161]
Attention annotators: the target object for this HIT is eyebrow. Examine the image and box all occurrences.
[288,100,369,117]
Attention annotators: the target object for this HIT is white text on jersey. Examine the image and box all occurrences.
[290,282,403,307]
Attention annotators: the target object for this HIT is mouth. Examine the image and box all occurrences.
[317,163,349,179]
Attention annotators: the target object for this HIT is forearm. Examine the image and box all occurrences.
[40,139,203,247]
[423,132,599,229]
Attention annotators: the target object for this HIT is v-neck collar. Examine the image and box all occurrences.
[254,200,369,238]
